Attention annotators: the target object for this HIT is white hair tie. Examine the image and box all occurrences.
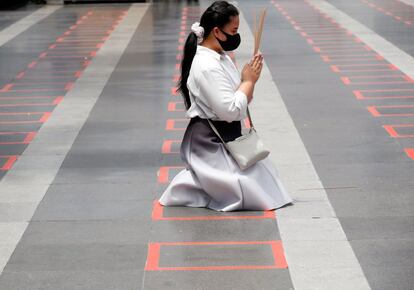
[191,22,204,44]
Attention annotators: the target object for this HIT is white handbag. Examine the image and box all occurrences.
[207,107,270,170]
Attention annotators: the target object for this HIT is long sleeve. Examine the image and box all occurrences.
[197,67,248,122]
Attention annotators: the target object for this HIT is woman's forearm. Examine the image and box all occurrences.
[238,80,255,103]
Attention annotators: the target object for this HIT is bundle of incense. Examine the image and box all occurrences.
[253,8,267,55]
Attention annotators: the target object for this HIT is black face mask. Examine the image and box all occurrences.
[216,29,241,51]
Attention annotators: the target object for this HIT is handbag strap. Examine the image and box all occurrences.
[206,106,254,144]
[246,106,254,128]
[206,118,227,145]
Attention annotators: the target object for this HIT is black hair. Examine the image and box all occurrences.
[178,1,239,109]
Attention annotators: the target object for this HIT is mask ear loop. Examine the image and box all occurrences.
[216,28,227,42]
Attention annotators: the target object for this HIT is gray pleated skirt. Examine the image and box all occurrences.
[158,116,294,212]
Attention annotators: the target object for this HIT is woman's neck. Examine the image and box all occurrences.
[200,37,223,54]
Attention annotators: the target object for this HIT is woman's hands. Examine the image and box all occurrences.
[242,53,264,84]
[238,53,264,103]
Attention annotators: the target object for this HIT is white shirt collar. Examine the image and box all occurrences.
[196,45,226,60]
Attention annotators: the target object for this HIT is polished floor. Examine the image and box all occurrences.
[0,0,413,289]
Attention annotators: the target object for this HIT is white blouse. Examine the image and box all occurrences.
[185,45,248,122]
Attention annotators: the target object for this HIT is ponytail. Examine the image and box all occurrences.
[177,1,239,110]
[178,32,198,109]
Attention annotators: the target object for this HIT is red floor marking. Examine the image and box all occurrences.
[0,112,50,124]
[27,68,86,74]
[317,45,371,53]
[171,87,179,96]
[0,132,36,145]
[40,54,93,59]
[53,47,93,56]
[0,155,18,170]
[0,88,68,93]
[72,30,112,35]
[39,112,51,122]
[56,38,100,44]
[152,200,276,221]
[313,43,365,49]
[321,56,384,65]
[321,52,384,62]
[271,240,289,268]
[0,111,47,115]
[173,74,180,82]
[331,63,396,73]
[28,61,37,68]
[145,240,287,271]
[54,43,100,49]
[367,105,414,117]
[6,82,70,86]
[167,101,185,112]
[331,65,396,73]
[165,119,188,131]
[65,82,74,91]
[306,30,347,35]
[0,95,60,100]
[361,0,413,26]
[161,140,181,154]
[274,0,414,162]
[319,50,373,56]
[341,75,411,85]
[0,96,62,107]
[309,37,361,45]
[0,84,14,92]
[145,243,161,271]
[404,148,414,160]
[16,74,77,80]
[158,166,185,183]
[340,77,351,85]
[307,35,350,41]
[353,89,414,99]
[383,124,414,138]
[29,62,88,68]
[302,30,344,36]
[404,75,414,82]
[23,132,36,143]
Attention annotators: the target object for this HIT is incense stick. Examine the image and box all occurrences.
[253,10,258,56]
[254,8,267,55]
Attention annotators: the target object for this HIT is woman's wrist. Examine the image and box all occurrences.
[241,80,255,86]
[238,80,255,102]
